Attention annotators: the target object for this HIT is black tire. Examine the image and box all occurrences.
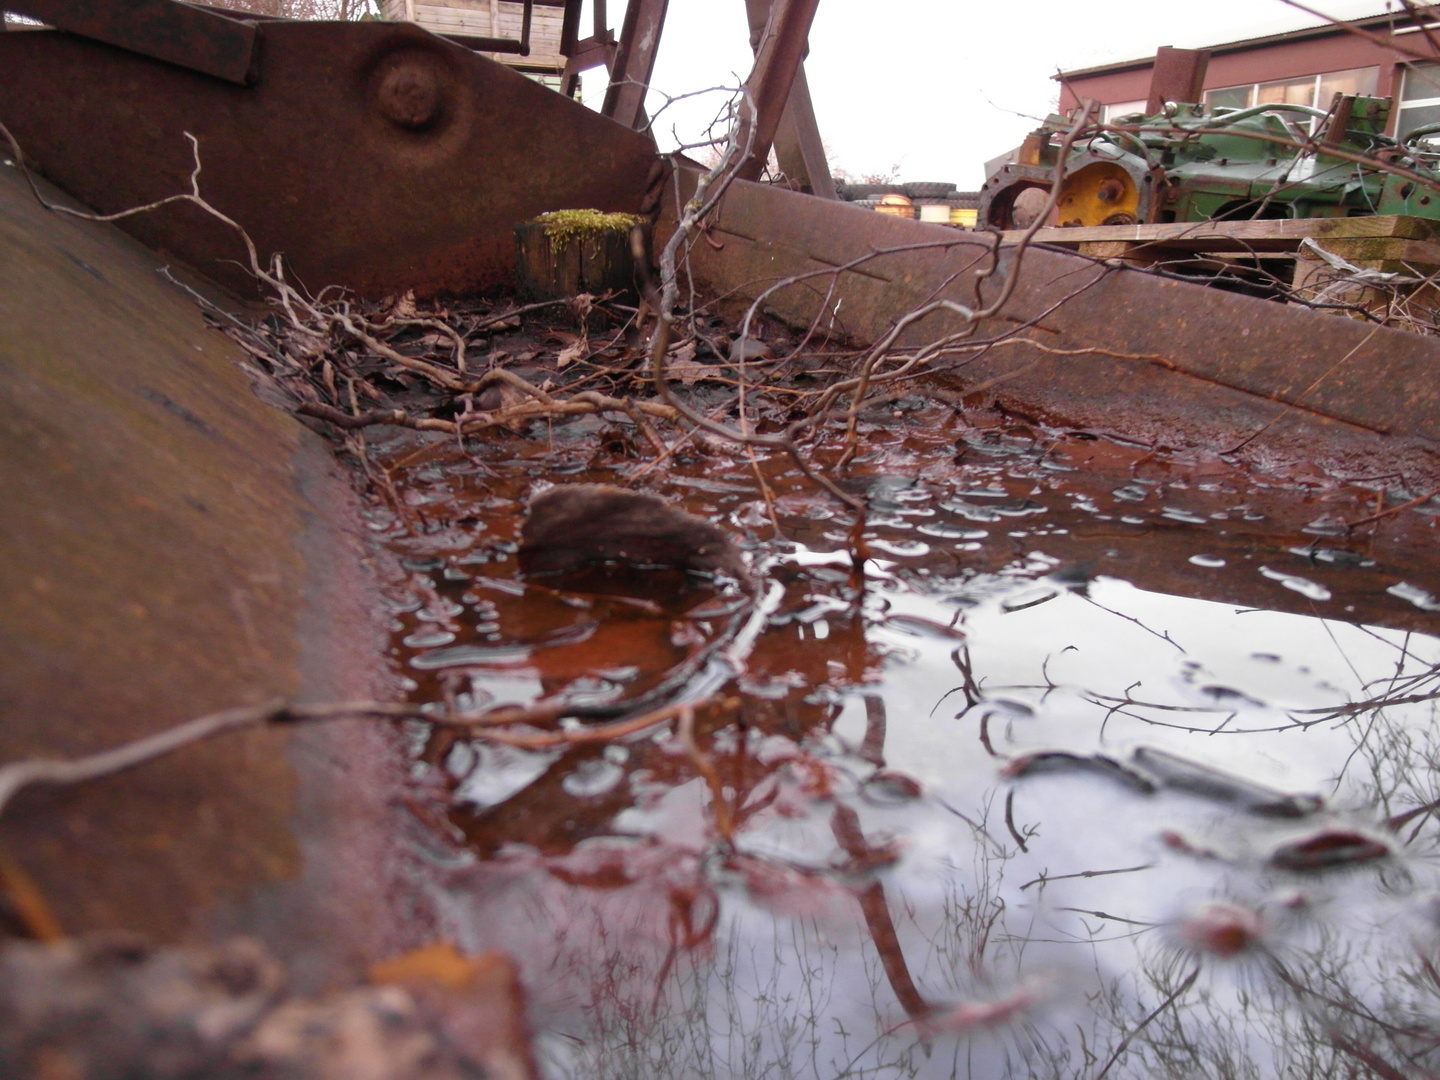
[904,181,957,199]
[839,183,907,201]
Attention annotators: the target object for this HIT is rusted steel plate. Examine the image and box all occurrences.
[661,175,1440,459]
[0,20,658,298]
[5,0,258,84]
[0,166,413,981]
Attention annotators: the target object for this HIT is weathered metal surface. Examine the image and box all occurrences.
[558,0,609,96]
[982,95,1432,231]
[0,165,414,988]
[0,20,659,298]
[744,0,835,198]
[660,174,1440,472]
[600,0,668,131]
[3,0,258,83]
[736,0,820,183]
[1144,46,1209,115]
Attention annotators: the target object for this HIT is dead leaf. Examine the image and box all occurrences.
[729,335,774,363]
[370,942,503,992]
[547,330,580,345]
[284,328,328,361]
[556,339,588,369]
[384,289,417,320]
[514,349,542,363]
[670,359,726,386]
[664,342,723,386]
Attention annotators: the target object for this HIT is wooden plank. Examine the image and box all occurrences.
[412,1,566,67]
[1305,236,1440,267]
[1004,215,1440,253]
[1077,240,1144,258]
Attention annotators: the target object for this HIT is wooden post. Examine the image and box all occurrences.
[515,219,640,300]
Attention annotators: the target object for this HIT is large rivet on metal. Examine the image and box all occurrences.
[376,61,441,130]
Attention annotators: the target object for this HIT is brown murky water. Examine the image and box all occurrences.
[361,402,1440,1079]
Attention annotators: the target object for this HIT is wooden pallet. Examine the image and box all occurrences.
[1003,215,1440,304]
[1006,215,1440,270]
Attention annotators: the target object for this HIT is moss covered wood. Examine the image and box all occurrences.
[515,209,643,300]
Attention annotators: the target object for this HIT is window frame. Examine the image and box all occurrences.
[1399,62,1440,139]
[1200,66,1380,119]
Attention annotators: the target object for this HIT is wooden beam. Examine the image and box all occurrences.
[1003,215,1440,253]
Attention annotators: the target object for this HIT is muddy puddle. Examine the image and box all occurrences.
[360,402,1440,1079]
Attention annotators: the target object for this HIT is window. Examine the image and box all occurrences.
[1204,85,1252,110]
[1103,100,1147,122]
[1202,67,1378,117]
[1319,67,1380,104]
[1400,62,1440,139]
[1257,77,1317,106]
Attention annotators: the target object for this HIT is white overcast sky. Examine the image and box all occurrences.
[582,0,1397,188]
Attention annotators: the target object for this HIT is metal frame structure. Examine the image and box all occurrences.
[0,0,836,299]
[0,0,833,188]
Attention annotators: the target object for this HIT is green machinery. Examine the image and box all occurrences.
[977,95,1440,231]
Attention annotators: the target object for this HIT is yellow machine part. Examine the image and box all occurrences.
[1054,162,1139,227]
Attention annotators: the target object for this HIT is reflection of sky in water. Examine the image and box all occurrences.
[514,568,1440,1079]
[376,418,1440,1079]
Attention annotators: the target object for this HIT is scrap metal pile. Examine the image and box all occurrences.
[980,94,1440,229]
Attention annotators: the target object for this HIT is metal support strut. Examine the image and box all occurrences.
[735,0,820,183]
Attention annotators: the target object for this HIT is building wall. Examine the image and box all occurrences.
[1057,25,1421,133]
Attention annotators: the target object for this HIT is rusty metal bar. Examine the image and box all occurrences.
[742,0,833,197]
[1145,46,1210,114]
[601,0,668,131]
[559,0,580,53]
[735,0,819,182]
[561,35,615,96]
[776,68,836,197]
[560,0,615,97]
[517,0,532,55]
[439,32,527,53]
[2,0,258,83]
